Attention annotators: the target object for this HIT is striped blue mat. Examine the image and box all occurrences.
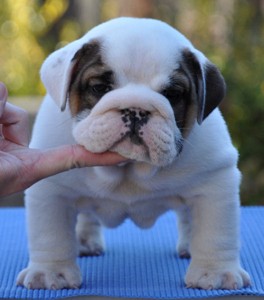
[0,207,263,299]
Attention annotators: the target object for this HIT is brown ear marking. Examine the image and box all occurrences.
[181,49,226,124]
[67,41,102,116]
[69,40,102,88]
[68,40,115,117]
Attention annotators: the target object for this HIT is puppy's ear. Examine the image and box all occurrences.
[181,49,226,124]
[40,39,86,111]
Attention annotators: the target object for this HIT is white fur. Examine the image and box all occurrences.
[17,17,250,290]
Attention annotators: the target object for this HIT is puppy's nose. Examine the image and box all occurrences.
[121,108,150,125]
[120,108,151,145]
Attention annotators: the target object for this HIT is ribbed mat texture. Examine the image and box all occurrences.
[0,207,263,299]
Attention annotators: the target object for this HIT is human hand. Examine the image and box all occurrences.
[0,82,126,197]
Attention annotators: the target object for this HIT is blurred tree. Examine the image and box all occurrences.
[222,0,264,204]
[0,0,46,94]
[73,0,100,30]
[0,0,81,95]
[115,0,153,17]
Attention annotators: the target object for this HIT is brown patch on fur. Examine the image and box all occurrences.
[68,40,114,117]
[160,69,197,137]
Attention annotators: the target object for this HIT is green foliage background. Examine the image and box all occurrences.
[0,0,263,204]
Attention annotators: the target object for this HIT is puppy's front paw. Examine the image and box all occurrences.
[185,261,250,290]
[16,261,82,290]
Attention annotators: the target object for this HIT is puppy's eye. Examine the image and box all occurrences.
[162,88,183,101]
[91,84,112,96]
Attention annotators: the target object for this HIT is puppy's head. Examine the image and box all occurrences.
[41,17,225,167]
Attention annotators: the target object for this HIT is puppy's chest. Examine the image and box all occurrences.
[78,194,180,228]
[76,166,184,228]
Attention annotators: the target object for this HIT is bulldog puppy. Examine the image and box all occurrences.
[17,17,250,290]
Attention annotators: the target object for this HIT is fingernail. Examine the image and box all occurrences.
[0,82,8,101]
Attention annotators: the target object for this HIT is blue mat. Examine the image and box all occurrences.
[0,207,263,299]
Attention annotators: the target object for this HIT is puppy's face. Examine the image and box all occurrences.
[41,18,226,167]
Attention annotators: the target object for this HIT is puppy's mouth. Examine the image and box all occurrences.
[110,132,149,163]
[109,108,150,161]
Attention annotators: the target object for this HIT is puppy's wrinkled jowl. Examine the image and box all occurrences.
[17,18,250,290]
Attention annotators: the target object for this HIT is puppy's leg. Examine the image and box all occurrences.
[185,173,250,289]
[76,212,105,256]
[175,205,191,258]
[17,183,81,290]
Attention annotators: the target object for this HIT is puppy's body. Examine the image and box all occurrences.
[17,18,250,290]
[29,97,235,227]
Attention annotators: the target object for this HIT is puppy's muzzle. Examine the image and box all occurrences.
[73,84,182,166]
[120,108,151,145]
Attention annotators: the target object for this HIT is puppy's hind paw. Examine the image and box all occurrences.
[76,213,105,257]
[76,217,105,256]
[176,242,191,259]
[78,237,105,257]
[178,249,191,259]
